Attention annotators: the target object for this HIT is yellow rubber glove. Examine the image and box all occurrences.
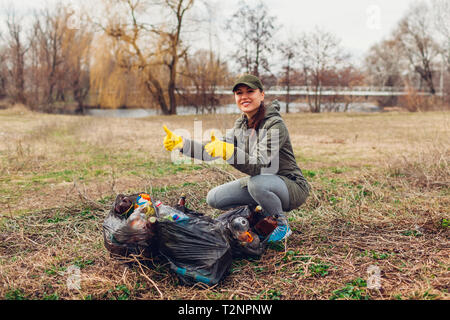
[163,125,183,151]
[204,131,234,161]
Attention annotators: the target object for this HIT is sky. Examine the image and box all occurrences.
[0,0,433,66]
[214,0,428,61]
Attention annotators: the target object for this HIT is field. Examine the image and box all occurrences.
[0,105,448,300]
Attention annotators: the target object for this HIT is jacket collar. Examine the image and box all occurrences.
[238,100,281,123]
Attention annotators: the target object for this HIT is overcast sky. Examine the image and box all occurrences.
[215,0,432,60]
[0,0,433,66]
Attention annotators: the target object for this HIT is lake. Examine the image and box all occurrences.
[86,102,381,118]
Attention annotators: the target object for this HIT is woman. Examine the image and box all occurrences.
[163,74,310,242]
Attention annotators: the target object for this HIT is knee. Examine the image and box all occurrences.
[206,188,219,209]
[247,175,268,197]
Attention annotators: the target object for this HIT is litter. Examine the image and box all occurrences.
[103,193,279,286]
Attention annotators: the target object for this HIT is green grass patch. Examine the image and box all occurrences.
[401,230,423,237]
[361,250,392,260]
[73,257,95,269]
[330,278,370,300]
[42,292,60,300]
[46,213,70,223]
[258,288,282,300]
[309,261,331,277]
[110,284,131,300]
[4,288,27,300]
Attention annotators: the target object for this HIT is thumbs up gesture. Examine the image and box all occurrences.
[163,125,183,151]
[204,131,235,160]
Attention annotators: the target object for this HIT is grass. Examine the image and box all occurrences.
[330,278,370,300]
[0,106,449,300]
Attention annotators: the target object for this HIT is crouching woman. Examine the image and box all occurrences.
[163,74,310,242]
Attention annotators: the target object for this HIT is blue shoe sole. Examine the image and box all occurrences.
[268,225,292,242]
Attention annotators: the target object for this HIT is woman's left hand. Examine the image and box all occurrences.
[204,131,234,161]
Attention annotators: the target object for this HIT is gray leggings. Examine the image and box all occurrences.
[206,175,290,217]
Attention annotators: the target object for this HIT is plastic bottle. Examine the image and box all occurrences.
[230,217,256,244]
[141,201,156,218]
[154,200,189,222]
[127,207,148,230]
[146,216,158,235]
[114,196,134,218]
[230,217,249,236]
[254,216,278,237]
[136,193,151,206]
[178,194,186,207]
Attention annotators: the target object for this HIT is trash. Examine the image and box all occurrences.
[102,193,157,258]
[154,200,189,222]
[127,209,148,230]
[103,193,277,286]
[254,216,278,237]
[156,212,232,286]
[216,205,270,258]
[136,193,151,207]
[177,194,186,207]
[229,217,259,248]
[114,194,134,218]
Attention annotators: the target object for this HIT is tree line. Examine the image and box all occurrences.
[0,0,448,115]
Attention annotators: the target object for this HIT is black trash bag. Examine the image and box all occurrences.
[102,193,156,258]
[156,212,232,286]
[102,194,272,286]
[216,206,270,259]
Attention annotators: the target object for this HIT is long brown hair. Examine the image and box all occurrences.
[247,101,266,130]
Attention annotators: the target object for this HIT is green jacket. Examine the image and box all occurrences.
[181,100,309,211]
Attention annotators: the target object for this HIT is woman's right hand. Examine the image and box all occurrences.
[163,125,183,151]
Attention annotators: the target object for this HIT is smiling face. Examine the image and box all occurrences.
[234,85,265,118]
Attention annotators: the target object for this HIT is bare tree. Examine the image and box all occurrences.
[278,39,297,113]
[298,27,348,113]
[320,66,365,112]
[178,49,230,114]
[31,6,66,109]
[364,38,406,107]
[432,0,450,70]
[26,3,93,113]
[0,40,7,99]
[62,6,93,114]
[4,9,29,104]
[96,0,194,115]
[226,0,278,77]
[431,0,450,102]
[364,39,404,88]
[394,1,440,94]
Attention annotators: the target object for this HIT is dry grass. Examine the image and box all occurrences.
[0,107,448,300]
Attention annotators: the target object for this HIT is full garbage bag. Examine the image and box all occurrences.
[103,193,272,286]
[103,193,157,258]
[156,209,232,286]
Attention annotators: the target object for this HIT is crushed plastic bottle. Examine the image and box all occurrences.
[140,201,156,218]
[154,200,189,222]
[229,217,259,248]
[127,207,148,230]
[114,195,134,218]
[136,193,151,207]
[230,217,249,238]
[178,194,186,207]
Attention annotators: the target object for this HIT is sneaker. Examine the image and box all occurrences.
[268,224,292,242]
